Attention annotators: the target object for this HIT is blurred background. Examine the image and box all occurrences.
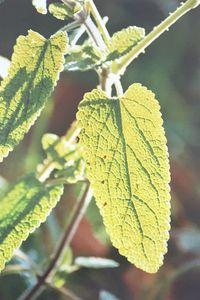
[0,0,200,299]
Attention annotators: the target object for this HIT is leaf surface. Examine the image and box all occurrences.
[0,30,67,162]
[41,133,85,183]
[49,2,81,20]
[106,26,145,61]
[32,0,47,14]
[64,44,102,72]
[75,256,119,269]
[77,84,170,273]
[0,173,63,271]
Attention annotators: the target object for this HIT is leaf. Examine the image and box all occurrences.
[64,44,102,72]
[77,84,171,273]
[49,2,81,20]
[42,133,85,183]
[0,30,67,162]
[0,173,63,271]
[106,26,145,61]
[0,56,10,79]
[74,257,119,269]
[32,0,47,14]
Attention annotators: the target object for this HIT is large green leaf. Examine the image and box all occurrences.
[77,84,171,273]
[0,30,67,162]
[0,173,63,271]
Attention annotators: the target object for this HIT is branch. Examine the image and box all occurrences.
[18,184,93,300]
[113,0,200,75]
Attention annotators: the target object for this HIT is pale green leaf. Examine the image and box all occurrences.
[49,2,81,20]
[0,56,11,79]
[42,133,85,183]
[42,133,82,169]
[0,30,67,162]
[32,0,47,14]
[0,173,63,271]
[64,44,102,72]
[77,84,171,273]
[74,257,119,269]
[106,26,145,61]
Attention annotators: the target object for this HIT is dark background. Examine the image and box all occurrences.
[0,1,200,299]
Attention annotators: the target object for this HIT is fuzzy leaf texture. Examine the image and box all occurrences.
[64,44,102,72]
[77,84,171,273]
[0,173,63,271]
[32,0,47,14]
[42,133,85,183]
[106,26,145,62]
[0,30,67,162]
[49,2,81,20]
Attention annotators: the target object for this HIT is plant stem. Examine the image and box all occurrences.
[82,14,105,49]
[18,184,92,300]
[37,159,55,182]
[113,0,200,75]
[86,0,110,43]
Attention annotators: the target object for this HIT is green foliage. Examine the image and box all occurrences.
[77,84,170,273]
[32,0,47,14]
[74,257,119,269]
[42,133,85,183]
[64,26,145,73]
[0,30,67,162]
[0,173,63,271]
[49,2,81,20]
[106,26,145,61]
[64,43,102,72]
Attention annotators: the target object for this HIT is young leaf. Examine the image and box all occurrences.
[32,0,47,14]
[106,26,145,62]
[0,30,67,162]
[77,84,171,273]
[74,256,119,269]
[49,2,81,20]
[64,44,102,72]
[42,133,85,183]
[0,173,63,272]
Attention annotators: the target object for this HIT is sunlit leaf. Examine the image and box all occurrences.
[49,2,81,20]
[0,173,63,271]
[32,0,47,14]
[77,84,171,273]
[75,256,119,269]
[106,26,145,61]
[0,30,67,162]
[64,44,102,72]
[42,133,85,183]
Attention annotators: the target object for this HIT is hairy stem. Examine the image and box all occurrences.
[113,0,200,75]
[18,184,92,300]
[86,0,110,43]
